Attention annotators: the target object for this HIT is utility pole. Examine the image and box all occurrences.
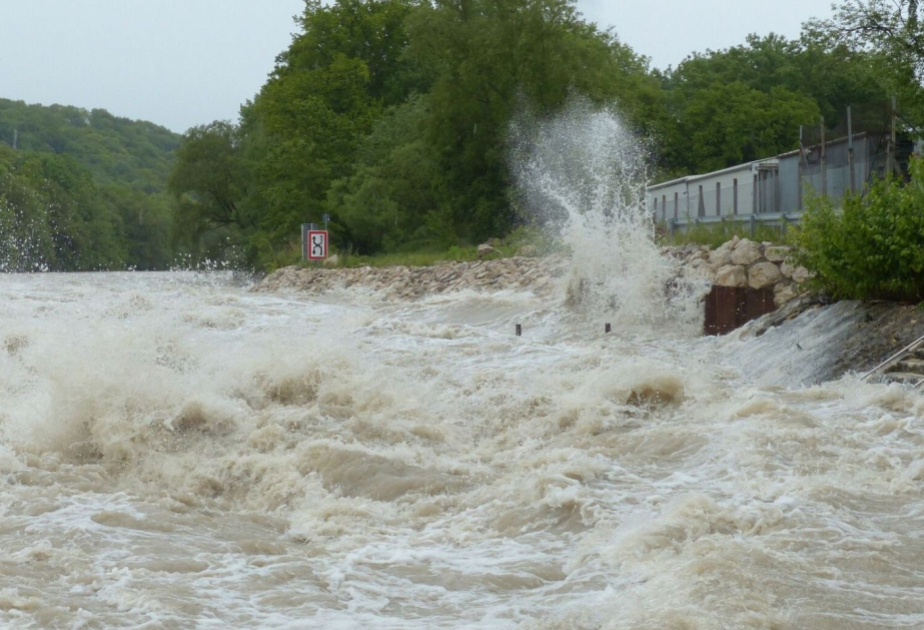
[12,129,17,150]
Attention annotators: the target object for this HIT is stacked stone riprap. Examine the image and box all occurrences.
[253,254,571,299]
[663,236,810,307]
[255,239,810,309]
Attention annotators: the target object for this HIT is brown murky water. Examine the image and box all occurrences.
[1,271,923,629]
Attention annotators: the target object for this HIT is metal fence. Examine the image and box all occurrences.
[653,98,917,236]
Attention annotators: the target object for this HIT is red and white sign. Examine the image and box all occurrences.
[307,230,328,260]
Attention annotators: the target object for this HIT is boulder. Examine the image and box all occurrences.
[708,245,733,268]
[774,281,799,307]
[715,264,748,287]
[477,243,497,259]
[731,239,763,266]
[748,262,782,289]
[763,246,791,263]
[780,261,795,279]
[791,266,811,284]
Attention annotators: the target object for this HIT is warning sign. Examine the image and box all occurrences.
[307,230,328,260]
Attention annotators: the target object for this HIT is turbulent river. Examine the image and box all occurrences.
[4,103,924,629]
[1,270,924,629]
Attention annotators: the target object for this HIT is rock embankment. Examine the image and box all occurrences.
[253,254,571,299]
[254,238,812,307]
[668,236,810,308]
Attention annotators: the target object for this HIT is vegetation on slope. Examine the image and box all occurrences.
[0,99,181,270]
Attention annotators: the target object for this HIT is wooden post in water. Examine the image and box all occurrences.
[515,324,522,337]
[605,323,611,334]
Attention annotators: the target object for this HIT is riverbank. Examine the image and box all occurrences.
[253,253,572,300]
[254,240,924,385]
[254,238,808,303]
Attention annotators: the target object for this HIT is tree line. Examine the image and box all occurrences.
[0,99,180,271]
[3,0,921,272]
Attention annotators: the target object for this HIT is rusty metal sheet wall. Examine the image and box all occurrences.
[704,286,776,336]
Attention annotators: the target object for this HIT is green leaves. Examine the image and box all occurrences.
[796,159,924,301]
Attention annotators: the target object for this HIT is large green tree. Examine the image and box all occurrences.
[657,33,893,175]
[809,0,924,126]
[402,0,661,242]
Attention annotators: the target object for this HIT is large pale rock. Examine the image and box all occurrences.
[715,264,748,287]
[686,260,716,284]
[791,266,811,284]
[748,262,782,289]
[774,281,799,307]
[731,239,763,266]
[708,245,733,268]
[763,246,791,263]
[477,243,497,259]
[780,261,795,279]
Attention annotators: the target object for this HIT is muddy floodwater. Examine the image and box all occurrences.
[1,270,923,629]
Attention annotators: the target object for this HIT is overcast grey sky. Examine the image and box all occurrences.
[0,1,835,134]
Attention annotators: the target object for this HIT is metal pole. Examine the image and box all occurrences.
[847,106,855,193]
[820,116,827,198]
[798,125,804,211]
[891,95,898,176]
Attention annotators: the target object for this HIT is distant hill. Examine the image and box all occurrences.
[0,99,183,271]
[0,99,181,193]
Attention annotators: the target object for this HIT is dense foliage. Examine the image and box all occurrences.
[167,0,918,270]
[795,158,924,301]
[3,0,922,275]
[0,99,181,270]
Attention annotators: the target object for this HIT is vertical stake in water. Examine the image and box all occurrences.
[605,323,611,334]
[515,324,522,337]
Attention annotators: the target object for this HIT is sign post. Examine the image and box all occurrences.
[307,229,328,261]
[302,222,330,262]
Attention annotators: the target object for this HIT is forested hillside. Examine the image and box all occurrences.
[0,99,180,270]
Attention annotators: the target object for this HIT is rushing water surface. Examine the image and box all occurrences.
[1,270,923,629]
[4,103,924,628]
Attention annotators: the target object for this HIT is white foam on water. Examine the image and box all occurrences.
[1,270,923,628]
[510,97,704,334]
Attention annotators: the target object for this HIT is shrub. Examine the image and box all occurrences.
[795,158,924,301]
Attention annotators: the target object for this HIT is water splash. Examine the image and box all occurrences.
[510,98,699,329]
